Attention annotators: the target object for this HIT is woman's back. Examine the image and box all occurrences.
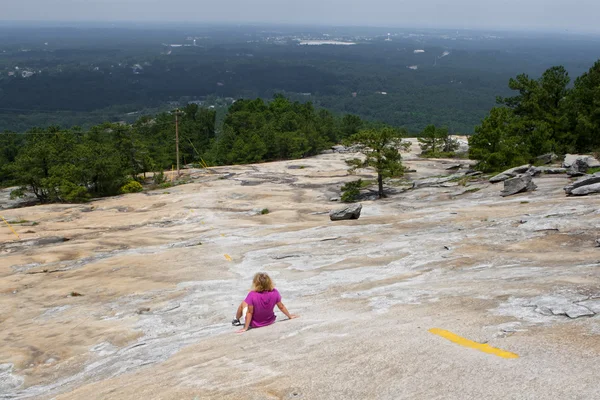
[244,289,281,328]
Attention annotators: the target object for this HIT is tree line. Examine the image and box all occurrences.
[469,61,600,172]
[0,97,365,203]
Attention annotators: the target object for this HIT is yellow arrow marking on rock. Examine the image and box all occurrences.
[224,254,232,261]
[429,328,519,359]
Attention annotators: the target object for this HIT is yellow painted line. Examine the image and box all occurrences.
[0,215,20,240]
[429,328,519,359]
[224,254,232,261]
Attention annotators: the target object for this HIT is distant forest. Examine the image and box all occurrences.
[2,24,600,133]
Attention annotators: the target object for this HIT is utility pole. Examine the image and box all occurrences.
[172,109,184,176]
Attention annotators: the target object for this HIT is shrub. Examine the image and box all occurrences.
[9,187,25,199]
[60,183,91,202]
[341,179,363,203]
[120,180,143,194]
[261,208,270,215]
[153,171,166,185]
[400,141,412,152]
[587,166,600,174]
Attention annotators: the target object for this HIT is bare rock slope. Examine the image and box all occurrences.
[1,142,600,399]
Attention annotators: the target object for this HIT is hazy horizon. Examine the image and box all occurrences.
[3,0,600,34]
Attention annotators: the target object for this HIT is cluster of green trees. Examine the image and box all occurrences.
[418,125,459,157]
[469,62,600,172]
[0,103,216,202]
[208,96,363,165]
[1,96,367,203]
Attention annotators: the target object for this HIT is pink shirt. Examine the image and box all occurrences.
[244,289,281,328]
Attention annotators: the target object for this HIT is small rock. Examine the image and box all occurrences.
[329,197,340,202]
[577,299,600,313]
[501,174,537,197]
[489,173,515,183]
[566,306,595,319]
[537,167,567,174]
[320,149,334,154]
[465,171,483,177]
[596,239,600,247]
[536,153,558,165]
[563,154,600,169]
[329,203,362,221]
[570,182,600,196]
[526,166,542,177]
[331,145,347,153]
[564,173,600,195]
[137,307,151,314]
[489,165,531,183]
[535,306,554,316]
[445,164,462,170]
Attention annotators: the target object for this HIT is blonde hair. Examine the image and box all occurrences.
[252,273,274,292]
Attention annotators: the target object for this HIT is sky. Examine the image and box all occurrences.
[3,0,600,34]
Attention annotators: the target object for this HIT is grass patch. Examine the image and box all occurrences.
[260,208,270,215]
[520,201,530,204]
[587,167,600,174]
[8,220,39,226]
[464,187,481,193]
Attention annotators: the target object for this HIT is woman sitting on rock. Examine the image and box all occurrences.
[232,272,298,333]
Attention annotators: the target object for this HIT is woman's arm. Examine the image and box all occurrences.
[237,305,253,333]
[277,302,299,320]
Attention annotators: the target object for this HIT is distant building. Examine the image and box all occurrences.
[21,71,34,78]
[132,64,143,74]
[352,92,357,98]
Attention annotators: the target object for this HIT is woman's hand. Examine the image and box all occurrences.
[236,328,248,334]
[289,314,299,319]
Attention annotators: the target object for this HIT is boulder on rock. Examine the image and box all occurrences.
[526,166,542,177]
[537,167,567,174]
[329,203,362,221]
[489,164,531,183]
[489,173,514,183]
[501,174,537,197]
[564,172,600,195]
[563,154,600,176]
[570,183,600,196]
[536,153,558,165]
